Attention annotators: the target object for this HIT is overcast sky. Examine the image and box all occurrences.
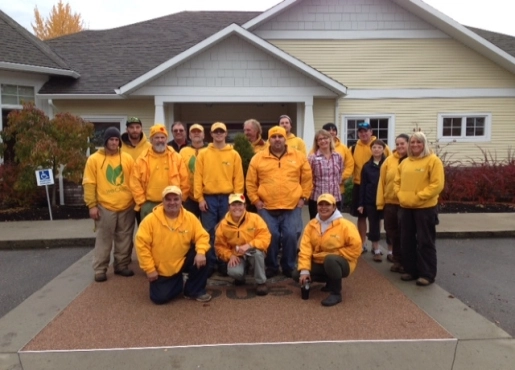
[3,0,514,37]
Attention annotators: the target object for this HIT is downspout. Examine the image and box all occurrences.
[48,99,65,206]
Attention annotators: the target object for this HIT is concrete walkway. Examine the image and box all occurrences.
[0,212,514,369]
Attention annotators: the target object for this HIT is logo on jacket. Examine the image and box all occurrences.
[106,164,124,186]
[188,156,197,173]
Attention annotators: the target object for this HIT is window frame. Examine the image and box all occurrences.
[341,114,395,147]
[437,113,491,143]
[81,116,126,155]
[0,84,36,107]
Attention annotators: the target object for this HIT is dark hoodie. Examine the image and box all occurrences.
[359,155,386,207]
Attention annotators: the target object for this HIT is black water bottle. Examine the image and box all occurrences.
[301,278,310,300]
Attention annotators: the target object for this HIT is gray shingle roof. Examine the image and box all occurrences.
[467,26,515,58]
[41,11,260,95]
[0,9,72,71]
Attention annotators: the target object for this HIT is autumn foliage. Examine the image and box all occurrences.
[32,0,85,40]
[0,103,94,206]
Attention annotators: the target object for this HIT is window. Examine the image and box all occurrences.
[1,84,35,105]
[342,115,394,147]
[82,116,125,154]
[438,114,491,142]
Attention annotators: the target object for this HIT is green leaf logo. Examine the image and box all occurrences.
[107,164,124,186]
[188,156,196,173]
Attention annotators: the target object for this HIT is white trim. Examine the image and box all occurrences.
[154,95,318,104]
[346,88,515,100]
[242,0,298,30]
[138,87,336,99]
[37,94,123,99]
[254,30,449,40]
[0,62,80,78]
[341,114,395,147]
[437,113,492,143]
[117,24,347,96]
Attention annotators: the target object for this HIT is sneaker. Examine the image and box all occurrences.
[94,273,107,282]
[400,273,417,281]
[416,277,433,286]
[256,283,268,296]
[386,254,394,263]
[373,252,382,262]
[185,293,212,302]
[114,268,134,277]
[321,294,342,307]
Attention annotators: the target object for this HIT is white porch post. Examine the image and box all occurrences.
[154,99,165,124]
[303,98,315,153]
[296,103,304,138]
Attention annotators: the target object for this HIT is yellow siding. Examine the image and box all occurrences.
[340,97,515,163]
[313,98,335,131]
[271,39,515,89]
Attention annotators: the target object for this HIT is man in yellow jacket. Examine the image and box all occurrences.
[295,194,362,306]
[246,126,313,278]
[243,118,267,153]
[215,194,271,295]
[135,185,212,304]
[279,114,307,155]
[121,117,151,161]
[194,122,245,273]
[350,122,392,253]
[130,124,189,220]
[83,127,135,282]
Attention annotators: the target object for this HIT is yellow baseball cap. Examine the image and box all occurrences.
[189,123,204,132]
[211,122,227,132]
[228,193,246,204]
[150,124,168,139]
[268,126,286,139]
[162,185,182,198]
[317,193,336,205]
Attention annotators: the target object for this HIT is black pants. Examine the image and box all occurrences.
[293,254,350,294]
[384,204,401,260]
[399,206,437,282]
[364,205,382,242]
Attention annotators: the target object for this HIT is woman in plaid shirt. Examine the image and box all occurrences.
[307,130,344,219]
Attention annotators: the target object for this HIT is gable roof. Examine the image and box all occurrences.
[40,11,259,95]
[467,27,515,59]
[117,23,347,96]
[0,10,78,77]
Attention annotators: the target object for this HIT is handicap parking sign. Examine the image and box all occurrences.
[35,169,54,186]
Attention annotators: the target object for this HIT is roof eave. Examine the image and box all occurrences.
[0,62,80,78]
[242,0,298,30]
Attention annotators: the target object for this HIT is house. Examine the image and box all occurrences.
[2,0,515,164]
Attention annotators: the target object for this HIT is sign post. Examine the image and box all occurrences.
[35,169,55,221]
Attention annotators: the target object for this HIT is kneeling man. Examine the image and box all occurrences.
[135,185,212,304]
[215,194,271,296]
[295,194,362,306]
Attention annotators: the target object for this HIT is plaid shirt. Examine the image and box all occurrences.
[308,150,344,202]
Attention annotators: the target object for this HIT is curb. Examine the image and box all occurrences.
[0,238,95,250]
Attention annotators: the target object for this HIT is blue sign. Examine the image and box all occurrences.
[35,169,54,186]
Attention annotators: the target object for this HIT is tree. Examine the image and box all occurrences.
[32,0,85,40]
[0,103,94,206]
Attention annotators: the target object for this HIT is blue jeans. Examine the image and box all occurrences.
[201,194,229,266]
[258,208,301,274]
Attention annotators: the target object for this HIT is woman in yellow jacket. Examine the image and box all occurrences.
[376,134,409,272]
[215,194,271,296]
[295,194,362,306]
[393,132,445,286]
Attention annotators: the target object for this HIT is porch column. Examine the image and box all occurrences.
[303,98,315,154]
[154,101,165,124]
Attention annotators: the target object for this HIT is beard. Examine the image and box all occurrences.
[153,143,166,153]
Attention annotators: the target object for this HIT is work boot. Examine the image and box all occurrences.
[321,294,342,307]
[256,283,268,296]
[114,268,134,277]
[94,272,107,282]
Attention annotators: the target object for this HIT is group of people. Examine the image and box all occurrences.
[82,114,444,308]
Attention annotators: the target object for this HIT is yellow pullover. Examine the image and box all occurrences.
[130,147,189,209]
[194,144,244,202]
[82,149,134,212]
[180,144,208,201]
[393,153,445,209]
[135,205,210,277]
[251,136,268,154]
[286,133,307,156]
[352,136,392,184]
[376,151,406,210]
[121,132,152,161]
[215,210,271,262]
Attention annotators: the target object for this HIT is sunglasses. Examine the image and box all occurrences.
[173,129,185,133]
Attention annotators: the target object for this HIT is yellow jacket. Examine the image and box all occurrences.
[180,144,208,201]
[298,212,362,274]
[286,133,307,155]
[393,153,445,209]
[130,147,189,209]
[194,144,244,202]
[120,132,152,161]
[215,210,271,262]
[82,149,134,212]
[246,146,313,210]
[251,136,268,154]
[352,136,392,184]
[135,205,210,277]
[376,151,406,210]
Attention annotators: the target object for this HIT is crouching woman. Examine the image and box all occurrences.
[294,194,362,306]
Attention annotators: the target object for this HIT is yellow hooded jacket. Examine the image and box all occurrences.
[215,210,271,262]
[352,136,392,184]
[251,136,268,154]
[393,153,445,209]
[180,144,208,201]
[298,216,362,274]
[376,151,406,210]
[246,146,313,210]
[130,147,189,210]
[120,132,152,161]
[135,205,210,277]
[286,133,307,156]
[194,144,244,202]
[82,149,135,212]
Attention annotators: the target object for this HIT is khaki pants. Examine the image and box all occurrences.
[93,205,135,274]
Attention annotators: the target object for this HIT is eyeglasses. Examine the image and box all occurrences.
[173,129,184,133]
